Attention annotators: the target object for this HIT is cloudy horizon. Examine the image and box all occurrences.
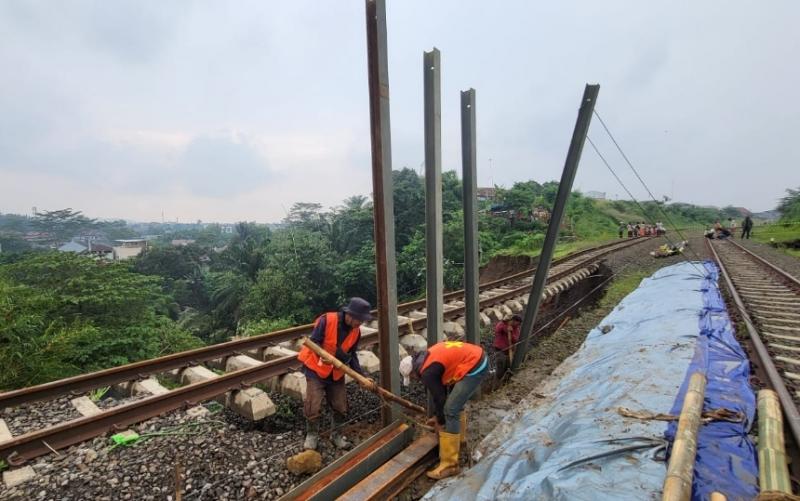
[1,1,798,223]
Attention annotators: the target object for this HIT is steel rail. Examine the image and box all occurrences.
[0,237,647,409]
[727,238,800,288]
[706,239,800,449]
[0,246,620,464]
[0,354,300,465]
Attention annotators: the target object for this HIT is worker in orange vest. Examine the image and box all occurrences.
[399,341,488,479]
[297,297,373,451]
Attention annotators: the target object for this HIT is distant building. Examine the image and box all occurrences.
[58,241,87,253]
[171,239,196,247]
[585,191,606,200]
[477,187,497,201]
[113,239,148,261]
[221,224,235,234]
[532,206,551,222]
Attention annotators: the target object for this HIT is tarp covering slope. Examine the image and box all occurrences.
[664,261,757,500]
[424,261,757,500]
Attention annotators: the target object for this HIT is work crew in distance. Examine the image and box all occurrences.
[297,297,373,451]
[399,340,488,480]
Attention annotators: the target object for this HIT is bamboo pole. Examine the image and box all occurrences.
[301,338,426,415]
[758,389,792,495]
[662,372,707,501]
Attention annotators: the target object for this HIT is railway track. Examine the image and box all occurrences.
[0,237,650,466]
[707,238,800,449]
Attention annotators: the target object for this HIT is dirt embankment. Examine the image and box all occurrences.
[479,254,538,283]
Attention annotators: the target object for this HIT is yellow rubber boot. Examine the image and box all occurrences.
[427,431,461,480]
[459,411,467,445]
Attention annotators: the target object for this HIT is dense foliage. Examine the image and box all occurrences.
[0,253,200,389]
[778,187,800,222]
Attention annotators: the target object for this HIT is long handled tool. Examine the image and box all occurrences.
[301,338,426,416]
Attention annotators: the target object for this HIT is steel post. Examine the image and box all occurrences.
[365,0,400,424]
[511,84,600,370]
[461,89,480,345]
[424,48,443,349]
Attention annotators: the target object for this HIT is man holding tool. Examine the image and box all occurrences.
[399,340,488,480]
[493,314,521,381]
[296,297,373,451]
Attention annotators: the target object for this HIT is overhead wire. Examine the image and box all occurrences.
[592,110,703,249]
[586,136,707,276]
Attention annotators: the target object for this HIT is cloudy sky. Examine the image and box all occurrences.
[1,1,798,223]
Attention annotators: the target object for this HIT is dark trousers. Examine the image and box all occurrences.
[492,347,511,381]
[304,373,347,420]
[742,228,751,239]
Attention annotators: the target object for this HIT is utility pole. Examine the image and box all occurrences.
[511,84,600,371]
[365,0,400,424]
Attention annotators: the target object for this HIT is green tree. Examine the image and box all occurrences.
[778,187,800,221]
[32,208,96,243]
[0,253,201,389]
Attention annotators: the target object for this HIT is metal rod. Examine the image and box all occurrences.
[424,47,443,349]
[301,338,425,415]
[279,422,413,501]
[461,88,480,345]
[365,0,400,425]
[706,238,800,451]
[512,84,600,370]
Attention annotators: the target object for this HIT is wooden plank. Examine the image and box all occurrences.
[338,433,438,501]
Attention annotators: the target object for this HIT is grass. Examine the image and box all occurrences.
[598,270,651,310]
[89,386,109,402]
[751,222,800,258]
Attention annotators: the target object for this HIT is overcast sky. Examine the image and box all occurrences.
[1,1,798,223]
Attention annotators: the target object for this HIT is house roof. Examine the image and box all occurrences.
[58,242,87,253]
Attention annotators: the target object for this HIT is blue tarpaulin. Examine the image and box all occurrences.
[424,261,758,500]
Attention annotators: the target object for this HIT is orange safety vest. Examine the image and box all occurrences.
[421,341,484,385]
[297,312,360,381]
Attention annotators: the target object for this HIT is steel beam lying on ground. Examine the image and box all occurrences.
[278,422,413,501]
[338,433,438,500]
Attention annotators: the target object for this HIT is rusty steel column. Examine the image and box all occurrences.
[424,47,444,349]
[365,0,400,424]
[461,88,480,345]
[511,84,600,371]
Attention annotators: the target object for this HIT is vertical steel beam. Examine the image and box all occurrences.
[460,89,480,345]
[511,84,600,371]
[424,48,443,348]
[365,0,400,424]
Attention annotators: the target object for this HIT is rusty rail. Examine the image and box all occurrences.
[0,237,646,409]
[706,239,800,450]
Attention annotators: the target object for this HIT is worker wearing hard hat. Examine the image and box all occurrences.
[399,340,488,479]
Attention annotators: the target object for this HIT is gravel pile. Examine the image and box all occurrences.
[1,377,429,500]
[2,397,81,436]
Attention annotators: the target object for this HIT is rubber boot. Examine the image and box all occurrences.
[459,411,467,445]
[331,413,352,450]
[303,419,320,450]
[427,431,461,480]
